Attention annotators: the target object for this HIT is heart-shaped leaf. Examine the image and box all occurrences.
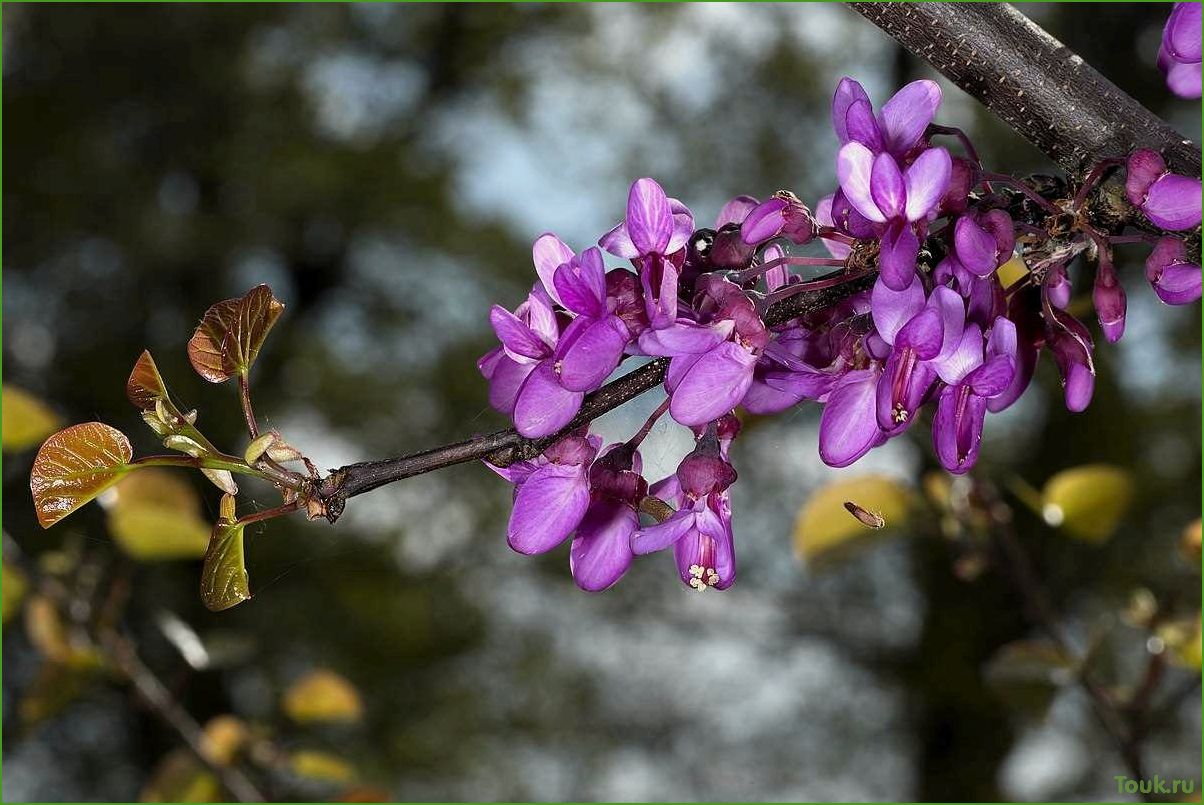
[1041,464,1133,543]
[106,470,212,561]
[188,284,284,383]
[283,669,364,723]
[126,350,170,411]
[31,422,134,528]
[794,475,912,565]
[2,385,61,452]
[201,495,251,611]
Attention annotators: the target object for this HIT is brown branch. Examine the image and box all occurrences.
[849,2,1201,176]
[313,273,875,521]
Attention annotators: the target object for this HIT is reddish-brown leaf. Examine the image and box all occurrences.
[30,422,133,528]
[126,350,169,411]
[187,285,284,383]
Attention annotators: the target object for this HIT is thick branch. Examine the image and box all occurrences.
[849,2,1201,176]
[315,274,874,520]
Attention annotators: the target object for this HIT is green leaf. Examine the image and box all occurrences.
[283,669,364,724]
[289,750,356,783]
[794,475,912,565]
[107,470,212,561]
[200,495,251,612]
[2,385,61,452]
[984,639,1075,717]
[1041,464,1134,543]
[141,749,222,803]
[187,284,284,383]
[30,422,134,528]
[2,561,29,626]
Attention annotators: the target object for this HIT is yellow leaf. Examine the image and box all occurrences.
[794,475,911,564]
[202,715,250,765]
[283,669,363,724]
[290,750,356,783]
[3,561,29,626]
[2,385,60,451]
[107,470,211,561]
[140,749,222,803]
[1041,464,1134,543]
[1180,519,1201,566]
[30,422,133,528]
[24,595,73,663]
[1158,615,1202,671]
[995,254,1029,289]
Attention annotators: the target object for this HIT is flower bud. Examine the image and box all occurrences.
[1145,236,1203,305]
[709,223,756,269]
[588,444,647,504]
[676,433,737,499]
[1046,263,1072,309]
[1092,258,1127,343]
[1126,148,1167,205]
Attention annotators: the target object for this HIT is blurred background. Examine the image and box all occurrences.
[2,3,1200,802]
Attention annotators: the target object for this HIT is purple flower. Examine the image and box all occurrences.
[874,280,965,435]
[599,178,695,330]
[740,193,817,247]
[479,286,557,417]
[490,433,599,556]
[837,143,952,289]
[931,318,1017,473]
[1125,149,1203,231]
[1092,253,1127,343]
[1146,236,1203,305]
[569,444,647,592]
[953,210,1015,278]
[551,246,634,391]
[818,367,884,467]
[832,77,943,160]
[1159,2,1202,98]
[631,434,737,591]
[1046,307,1096,413]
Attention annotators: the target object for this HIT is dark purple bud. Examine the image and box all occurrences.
[605,268,649,336]
[710,223,757,269]
[542,432,599,467]
[589,443,648,505]
[1125,149,1167,205]
[676,432,737,499]
[1145,236,1203,305]
[939,156,978,216]
[1092,257,1126,343]
[686,228,716,267]
[1046,309,1095,412]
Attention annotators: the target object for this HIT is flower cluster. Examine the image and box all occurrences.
[1159,1,1202,99]
[479,75,1203,592]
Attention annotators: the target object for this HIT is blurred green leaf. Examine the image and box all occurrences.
[2,561,29,626]
[18,661,94,726]
[140,749,222,803]
[30,421,134,528]
[201,498,251,612]
[1041,464,1133,543]
[187,284,284,383]
[283,669,364,724]
[1157,615,1202,671]
[290,750,356,783]
[794,475,911,564]
[107,470,212,561]
[201,715,250,766]
[2,385,61,452]
[984,639,1075,717]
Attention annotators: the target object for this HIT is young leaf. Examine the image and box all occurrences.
[106,470,212,561]
[201,496,251,612]
[290,751,356,783]
[188,284,285,383]
[283,669,364,724]
[30,422,134,528]
[1040,464,1133,542]
[2,385,61,452]
[126,350,170,411]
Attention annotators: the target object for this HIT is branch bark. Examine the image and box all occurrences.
[849,2,1201,176]
[315,273,874,520]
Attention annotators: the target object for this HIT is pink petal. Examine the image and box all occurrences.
[627,178,673,255]
[869,151,906,220]
[490,304,549,361]
[512,362,584,438]
[1144,173,1203,230]
[557,315,630,392]
[508,463,590,555]
[668,341,757,426]
[878,79,942,155]
[903,147,952,222]
[819,368,882,467]
[832,77,871,143]
[532,233,574,306]
[844,99,885,152]
[954,216,1000,276]
[570,501,638,592]
[836,142,886,223]
[871,273,926,344]
[598,221,639,259]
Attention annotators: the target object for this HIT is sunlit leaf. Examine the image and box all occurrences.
[290,750,356,783]
[984,639,1075,716]
[1181,519,1201,566]
[1157,614,1202,671]
[201,497,250,612]
[140,749,222,803]
[283,669,364,724]
[107,470,212,561]
[188,284,284,383]
[126,350,171,411]
[1041,464,1133,543]
[794,475,912,564]
[996,254,1029,289]
[2,385,61,451]
[202,715,250,766]
[2,561,29,626]
[30,422,134,528]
